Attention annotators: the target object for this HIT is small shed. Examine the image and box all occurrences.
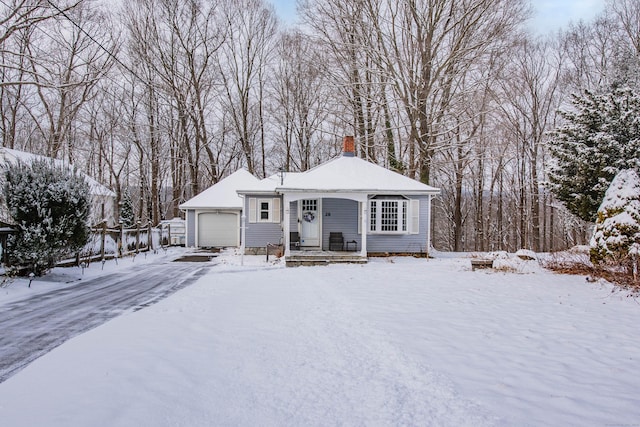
[159,217,186,246]
[179,169,260,248]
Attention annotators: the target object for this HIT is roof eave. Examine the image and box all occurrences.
[236,190,278,195]
[179,205,242,210]
[277,188,440,195]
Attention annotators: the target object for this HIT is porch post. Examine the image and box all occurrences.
[283,194,291,257]
[240,195,246,266]
[425,194,432,258]
[360,197,367,258]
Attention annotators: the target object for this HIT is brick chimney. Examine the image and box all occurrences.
[342,135,355,157]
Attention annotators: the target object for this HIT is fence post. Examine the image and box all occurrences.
[136,221,141,254]
[100,221,107,259]
[148,223,153,252]
[118,222,124,258]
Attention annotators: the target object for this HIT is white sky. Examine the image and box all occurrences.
[270,0,607,34]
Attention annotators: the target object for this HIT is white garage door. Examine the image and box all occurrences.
[197,212,239,247]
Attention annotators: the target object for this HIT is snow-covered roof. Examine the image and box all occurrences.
[0,147,115,197]
[179,169,260,210]
[275,156,440,195]
[236,172,303,194]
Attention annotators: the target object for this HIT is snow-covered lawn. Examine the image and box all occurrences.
[0,250,638,426]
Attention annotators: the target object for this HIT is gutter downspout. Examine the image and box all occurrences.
[426,194,432,259]
[240,194,246,266]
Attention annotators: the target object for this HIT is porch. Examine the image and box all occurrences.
[282,193,369,259]
[285,249,368,267]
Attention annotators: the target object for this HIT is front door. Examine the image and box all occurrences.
[299,199,321,247]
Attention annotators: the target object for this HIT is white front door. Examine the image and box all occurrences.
[299,199,321,247]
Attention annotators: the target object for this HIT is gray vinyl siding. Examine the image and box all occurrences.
[284,196,431,253]
[186,210,196,247]
[289,202,298,229]
[367,195,430,253]
[287,198,361,251]
[245,194,431,254]
[321,198,361,251]
[244,194,283,248]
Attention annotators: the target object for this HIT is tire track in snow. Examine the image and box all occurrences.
[0,261,210,383]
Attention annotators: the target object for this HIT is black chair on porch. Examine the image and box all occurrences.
[290,232,301,250]
[329,232,344,251]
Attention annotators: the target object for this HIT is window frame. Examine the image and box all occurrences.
[257,198,272,222]
[368,198,409,234]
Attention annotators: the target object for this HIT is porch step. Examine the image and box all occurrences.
[285,252,368,267]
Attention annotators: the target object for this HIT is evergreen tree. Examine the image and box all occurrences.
[119,188,135,228]
[548,87,640,221]
[3,160,91,275]
[590,169,640,267]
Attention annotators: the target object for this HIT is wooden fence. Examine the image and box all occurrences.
[0,222,182,269]
[72,222,176,266]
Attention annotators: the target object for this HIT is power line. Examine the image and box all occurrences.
[45,0,146,84]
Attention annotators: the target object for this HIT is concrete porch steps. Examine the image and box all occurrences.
[285,251,367,267]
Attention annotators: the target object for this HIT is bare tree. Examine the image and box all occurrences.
[218,0,277,177]
[270,29,330,171]
[358,0,530,184]
[0,0,80,50]
[26,3,115,159]
[495,38,563,251]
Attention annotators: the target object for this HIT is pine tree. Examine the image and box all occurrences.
[590,169,640,268]
[548,87,640,221]
[3,160,91,275]
[119,188,135,228]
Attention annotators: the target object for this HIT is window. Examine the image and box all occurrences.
[301,199,317,213]
[368,198,418,234]
[248,197,281,223]
[260,201,270,221]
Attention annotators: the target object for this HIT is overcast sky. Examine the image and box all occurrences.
[270,0,607,34]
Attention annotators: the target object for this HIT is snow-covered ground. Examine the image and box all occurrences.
[0,249,638,426]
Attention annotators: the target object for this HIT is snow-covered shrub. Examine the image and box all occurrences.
[590,169,640,269]
[3,160,90,275]
[515,249,537,260]
[549,87,640,222]
[486,251,509,260]
[120,189,135,227]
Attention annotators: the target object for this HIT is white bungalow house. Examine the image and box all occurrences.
[0,147,117,226]
[179,169,260,248]
[237,136,440,264]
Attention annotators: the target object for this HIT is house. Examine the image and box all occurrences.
[0,147,117,226]
[179,169,260,248]
[237,136,440,263]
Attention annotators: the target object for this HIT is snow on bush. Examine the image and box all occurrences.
[515,249,537,260]
[590,169,640,267]
[549,87,640,221]
[3,160,90,275]
[485,251,509,260]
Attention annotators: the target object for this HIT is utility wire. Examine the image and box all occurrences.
[45,0,146,84]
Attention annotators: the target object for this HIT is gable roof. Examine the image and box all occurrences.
[179,168,260,210]
[236,171,304,194]
[0,147,115,197]
[275,156,440,195]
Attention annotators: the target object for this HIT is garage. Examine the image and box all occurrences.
[180,169,260,248]
[197,212,239,247]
